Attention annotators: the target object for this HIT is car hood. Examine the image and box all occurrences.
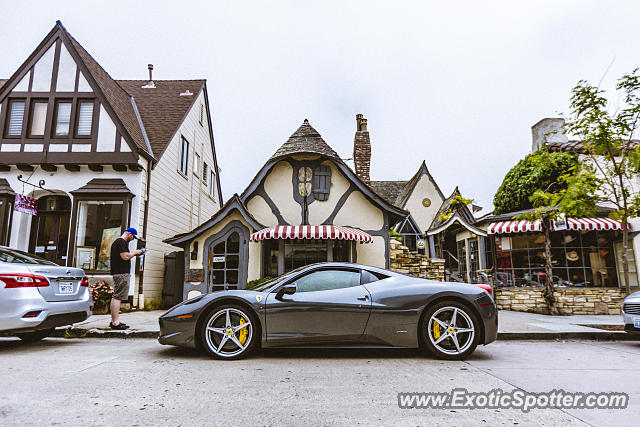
[623,291,640,303]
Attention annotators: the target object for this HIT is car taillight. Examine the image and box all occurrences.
[80,276,89,287]
[0,274,50,288]
[472,283,492,296]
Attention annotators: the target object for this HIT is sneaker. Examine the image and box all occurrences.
[109,322,130,330]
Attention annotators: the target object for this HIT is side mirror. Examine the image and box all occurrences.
[276,283,297,300]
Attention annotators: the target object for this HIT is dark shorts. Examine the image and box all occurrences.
[112,274,130,301]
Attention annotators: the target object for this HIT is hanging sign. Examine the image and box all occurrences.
[417,239,426,250]
[14,194,37,216]
[213,256,225,263]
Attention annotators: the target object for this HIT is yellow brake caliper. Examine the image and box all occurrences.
[238,318,248,345]
[433,321,441,339]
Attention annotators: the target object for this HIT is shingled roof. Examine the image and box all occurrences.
[270,119,340,160]
[117,80,205,158]
[0,22,208,163]
[429,186,475,230]
[546,139,640,154]
[368,180,407,207]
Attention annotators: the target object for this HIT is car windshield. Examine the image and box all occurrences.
[0,248,58,265]
[250,265,311,292]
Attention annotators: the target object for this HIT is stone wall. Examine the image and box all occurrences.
[495,287,629,315]
[389,239,445,281]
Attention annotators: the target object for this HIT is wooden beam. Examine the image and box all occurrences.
[16,164,34,172]
[0,164,10,172]
[41,164,58,172]
[88,164,104,172]
[112,164,127,172]
[128,164,143,171]
[64,164,80,172]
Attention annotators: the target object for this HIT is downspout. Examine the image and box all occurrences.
[137,158,152,306]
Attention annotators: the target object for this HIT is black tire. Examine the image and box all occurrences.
[16,328,54,342]
[199,304,258,360]
[420,301,480,361]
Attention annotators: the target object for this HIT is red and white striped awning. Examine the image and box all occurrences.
[487,218,624,234]
[249,225,374,243]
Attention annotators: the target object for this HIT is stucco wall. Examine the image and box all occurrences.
[307,160,351,225]
[262,161,300,225]
[333,190,384,230]
[355,235,386,268]
[246,194,277,227]
[403,174,444,233]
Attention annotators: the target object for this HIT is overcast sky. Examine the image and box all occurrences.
[1,1,637,210]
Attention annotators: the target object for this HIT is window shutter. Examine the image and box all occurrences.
[312,165,331,201]
[8,101,25,136]
[77,102,94,135]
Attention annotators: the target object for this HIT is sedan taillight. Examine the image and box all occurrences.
[80,276,89,287]
[0,274,50,288]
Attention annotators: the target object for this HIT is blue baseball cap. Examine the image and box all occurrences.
[125,227,138,238]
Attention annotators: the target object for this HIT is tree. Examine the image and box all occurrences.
[516,163,600,314]
[493,149,577,215]
[566,69,640,293]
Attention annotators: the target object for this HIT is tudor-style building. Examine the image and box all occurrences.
[166,115,451,300]
[0,22,223,305]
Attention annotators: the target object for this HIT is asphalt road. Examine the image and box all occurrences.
[0,338,638,426]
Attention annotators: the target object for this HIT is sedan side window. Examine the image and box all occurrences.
[294,270,361,293]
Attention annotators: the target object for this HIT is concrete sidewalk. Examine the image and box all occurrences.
[52,309,635,341]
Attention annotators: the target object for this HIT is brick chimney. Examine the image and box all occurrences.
[353,114,371,183]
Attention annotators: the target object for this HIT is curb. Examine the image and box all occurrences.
[53,327,159,339]
[497,331,637,341]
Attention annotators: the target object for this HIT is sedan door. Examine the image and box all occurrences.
[265,268,371,345]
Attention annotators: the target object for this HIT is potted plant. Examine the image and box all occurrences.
[89,280,113,314]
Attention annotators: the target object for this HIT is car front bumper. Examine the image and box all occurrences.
[622,311,640,334]
[0,287,92,333]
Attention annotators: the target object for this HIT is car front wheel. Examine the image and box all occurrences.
[200,304,257,360]
[16,328,55,342]
[421,301,479,360]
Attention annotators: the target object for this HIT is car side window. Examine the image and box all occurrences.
[294,269,361,293]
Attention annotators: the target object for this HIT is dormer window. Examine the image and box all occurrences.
[6,100,25,136]
[76,101,94,136]
[29,100,48,137]
[54,101,72,136]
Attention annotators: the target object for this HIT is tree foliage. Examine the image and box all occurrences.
[493,149,578,215]
[566,68,640,292]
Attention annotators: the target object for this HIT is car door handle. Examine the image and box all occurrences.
[357,295,369,301]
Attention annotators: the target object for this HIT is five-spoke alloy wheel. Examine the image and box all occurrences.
[421,301,479,360]
[200,304,257,360]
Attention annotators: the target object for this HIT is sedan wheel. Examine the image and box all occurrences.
[421,301,479,360]
[201,305,257,360]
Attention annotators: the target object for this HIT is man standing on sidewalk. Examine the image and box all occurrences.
[109,227,143,330]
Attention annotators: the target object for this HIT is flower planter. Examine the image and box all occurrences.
[92,304,109,315]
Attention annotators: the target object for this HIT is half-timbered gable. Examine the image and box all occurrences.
[0,21,222,307]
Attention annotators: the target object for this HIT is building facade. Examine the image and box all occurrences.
[0,22,223,305]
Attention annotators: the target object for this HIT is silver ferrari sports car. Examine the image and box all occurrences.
[158,262,498,360]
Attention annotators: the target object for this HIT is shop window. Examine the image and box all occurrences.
[284,239,328,272]
[0,197,14,246]
[615,242,638,288]
[73,200,126,272]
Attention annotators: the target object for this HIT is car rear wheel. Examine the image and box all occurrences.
[420,301,479,360]
[16,328,54,342]
[200,304,257,360]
